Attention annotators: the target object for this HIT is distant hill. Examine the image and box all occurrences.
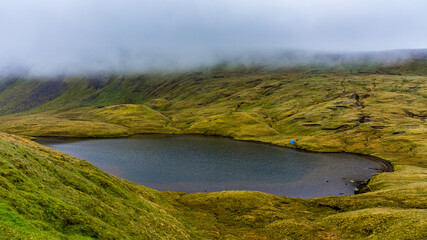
[0,54,426,115]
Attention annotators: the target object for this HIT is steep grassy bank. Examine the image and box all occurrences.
[0,63,426,239]
[0,132,196,239]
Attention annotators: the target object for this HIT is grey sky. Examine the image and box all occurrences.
[0,0,426,75]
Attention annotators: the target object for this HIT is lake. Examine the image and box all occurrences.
[37,135,385,198]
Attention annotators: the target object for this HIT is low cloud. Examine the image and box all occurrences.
[0,0,426,75]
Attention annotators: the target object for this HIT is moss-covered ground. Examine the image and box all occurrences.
[0,63,425,239]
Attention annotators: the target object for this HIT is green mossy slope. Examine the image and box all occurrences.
[0,133,194,239]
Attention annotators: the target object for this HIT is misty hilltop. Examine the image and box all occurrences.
[0,51,426,117]
[1,48,427,77]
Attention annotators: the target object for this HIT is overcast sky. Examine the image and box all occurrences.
[0,0,426,75]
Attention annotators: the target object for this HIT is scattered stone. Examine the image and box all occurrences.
[351,93,360,101]
[302,123,321,127]
[392,131,406,135]
[371,125,386,129]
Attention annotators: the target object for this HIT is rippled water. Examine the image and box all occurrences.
[37,135,384,198]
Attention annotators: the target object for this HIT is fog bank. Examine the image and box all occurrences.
[1,0,426,75]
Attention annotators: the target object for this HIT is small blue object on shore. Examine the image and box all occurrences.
[290,140,296,144]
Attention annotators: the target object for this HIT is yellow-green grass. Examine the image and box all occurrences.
[0,110,131,138]
[0,70,425,239]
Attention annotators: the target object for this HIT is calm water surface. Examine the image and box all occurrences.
[37,135,384,198]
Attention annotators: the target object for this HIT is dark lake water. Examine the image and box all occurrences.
[37,135,384,198]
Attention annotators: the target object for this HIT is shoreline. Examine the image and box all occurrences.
[33,132,394,197]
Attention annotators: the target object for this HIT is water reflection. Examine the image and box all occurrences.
[37,135,384,198]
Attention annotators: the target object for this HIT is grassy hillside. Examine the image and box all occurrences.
[0,60,426,239]
[0,132,196,239]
